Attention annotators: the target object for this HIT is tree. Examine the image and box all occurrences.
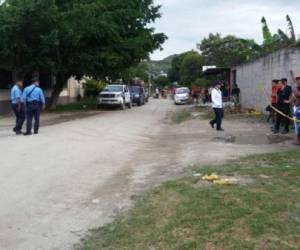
[168,54,184,83]
[0,0,167,108]
[261,17,273,46]
[261,15,298,54]
[197,33,261,67]
[179,51,204,86]
[123,62,149,83]
[154,75,169,87]
[286,15,296,42]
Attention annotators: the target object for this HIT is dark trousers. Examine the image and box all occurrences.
[275,105,290,132]
[211,108,224,130]
[26,103,41,134]
[12,104,25,133]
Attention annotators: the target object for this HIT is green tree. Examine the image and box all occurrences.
[123,62,149,83]
[154,75,169,87]
[0,0,167,108]
[167,52,190,83]
[261,17,273,46]
[179,51,204,86]
[197,33,261,67]
[261,15,298,54]
[194,78,210,88]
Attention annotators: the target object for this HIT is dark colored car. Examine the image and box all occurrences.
[129,86,146,106]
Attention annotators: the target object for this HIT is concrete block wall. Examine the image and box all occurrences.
[232,48,300,112]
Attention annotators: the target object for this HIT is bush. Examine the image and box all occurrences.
[84,78,106,98]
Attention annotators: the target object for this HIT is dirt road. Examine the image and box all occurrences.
[0,99,294,250]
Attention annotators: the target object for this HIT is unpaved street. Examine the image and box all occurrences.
[0,99,295,250]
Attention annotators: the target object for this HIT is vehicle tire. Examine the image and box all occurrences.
[127,101,132,109]
[120,101,126,110]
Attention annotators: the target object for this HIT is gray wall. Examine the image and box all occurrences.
[232,48,300,112]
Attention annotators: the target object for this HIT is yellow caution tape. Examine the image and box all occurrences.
[261,86,300,123]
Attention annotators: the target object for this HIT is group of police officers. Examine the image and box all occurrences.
[10,78,46,135]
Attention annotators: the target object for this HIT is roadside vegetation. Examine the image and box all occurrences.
[173,107,268,124]
[51,100,99,112]
[173,110,192,124]
[77,150,300,250]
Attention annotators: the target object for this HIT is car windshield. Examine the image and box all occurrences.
[176,89,189,94]
[129,86,141,93]
[103,85,123,92]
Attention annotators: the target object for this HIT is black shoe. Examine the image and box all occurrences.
[217,128,225,131]
[209,121,215,128]
[16,131,22,135]
[273,130,279,134]
[23,132,32,136]
[281,130,289,135]
[34,132,39,135]
[13,127,16,132]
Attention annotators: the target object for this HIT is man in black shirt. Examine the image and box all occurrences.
[274,79,292,134]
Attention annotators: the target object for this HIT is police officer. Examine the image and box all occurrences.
[22,78,46,135]
[11,78,25,135]
[274,79,292,134]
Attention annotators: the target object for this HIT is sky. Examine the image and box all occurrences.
[151,0,300,60]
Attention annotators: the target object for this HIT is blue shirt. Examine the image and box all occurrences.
[11,85,23,104]
[22,84,46,104]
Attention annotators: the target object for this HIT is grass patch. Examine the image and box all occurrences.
[52,99,98,112]
[192,106,268,123]
[77,150,300,250]
[173,111,192,124]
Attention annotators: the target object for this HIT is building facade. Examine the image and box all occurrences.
[231,47,300,112]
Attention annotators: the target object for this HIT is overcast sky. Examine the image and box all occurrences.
[151,0,300,60]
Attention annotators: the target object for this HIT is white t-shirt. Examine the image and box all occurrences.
[211,88,223,108]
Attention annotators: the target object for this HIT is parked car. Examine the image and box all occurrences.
[174,87,190,105]
[129,85,146,106]
[98,84,132,110]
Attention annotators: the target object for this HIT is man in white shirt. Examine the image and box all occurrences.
[209,82,224,131]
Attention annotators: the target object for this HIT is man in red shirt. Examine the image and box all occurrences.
[191,85,200,104]
[268,80,279,128]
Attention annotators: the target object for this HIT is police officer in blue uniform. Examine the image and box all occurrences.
[22,78,46,135]
[11,78,25,135]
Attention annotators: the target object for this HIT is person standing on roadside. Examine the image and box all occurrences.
[290,71,300,101]
[231,84,240,105]
[274,79,292,134]
[22,78,46,135]
[268,80,279,128]
[10,78,25,135]
[191,85,200,105]
[209,82,224,131]
[293,97,300,145]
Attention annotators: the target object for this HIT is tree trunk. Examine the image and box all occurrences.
[48,73,66,110]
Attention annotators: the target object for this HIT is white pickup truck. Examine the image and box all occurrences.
[98,84,132,110]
